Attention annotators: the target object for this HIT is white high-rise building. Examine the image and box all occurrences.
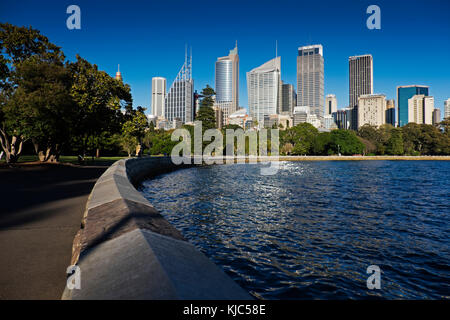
[247,56,281,127]
[325,94,337,115]
[215,44,239,122]
[297,45,324,118]
[445,98,450,119]
[151,77,166,118]
[165,52,194,124]
[357,94,386,128]
[408,95,434,125]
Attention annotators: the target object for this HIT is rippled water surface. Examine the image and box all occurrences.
[139,161,450,299]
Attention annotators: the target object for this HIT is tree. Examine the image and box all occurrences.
[121,108,148,156]
[329,130,364,155]
[386,128,404,155]
[195,85,216,132]
[68,55,132,157]
[282,123,318,155]
[312,132,332,155]
[0,23,65,163]
[4,56,75,162]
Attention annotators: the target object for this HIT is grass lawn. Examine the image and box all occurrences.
[0,155,126,166]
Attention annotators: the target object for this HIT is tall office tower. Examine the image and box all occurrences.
[357,94,386,128]
[408,95,434,125]
[445,98,450,119]
[349,54,373,130]
[165,52,194,124]
[432,108,441,125]
[325,94,337,115]
[115,64,122,81]
[397,85,429,126]
[281,82,296,115]
[247,56,281,127]
[151,77,166,118]
[215,44,239,122]
[386,99,396,126]
[297,45,324,118]
[349,55,373,108]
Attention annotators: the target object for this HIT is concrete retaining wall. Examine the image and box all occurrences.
[62,156,251,300]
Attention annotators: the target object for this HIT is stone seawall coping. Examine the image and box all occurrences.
[62,156,251,300]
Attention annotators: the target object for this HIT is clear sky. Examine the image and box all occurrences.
[1,0,449,117]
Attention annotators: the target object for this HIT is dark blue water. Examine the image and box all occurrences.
[139,161,450,299]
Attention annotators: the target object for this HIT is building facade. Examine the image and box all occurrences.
[397,85,429,126]
[385,99,395,126]
[281,82,296,115]
[445,98,450,119]
[407,94,434,125]
[325,94,337,115]
[432,108,441,125]
[151,77,166,118]
[349,54,373,108]
[333,109,350,130]
[297,45,324,118]
[247,57,281,127]
[215,44,239,122]
[357,94,386,129]
[165,54,194,124]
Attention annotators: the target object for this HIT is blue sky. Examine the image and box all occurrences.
[1,0,449,117]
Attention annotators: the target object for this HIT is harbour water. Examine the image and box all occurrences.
[139,161,450,299]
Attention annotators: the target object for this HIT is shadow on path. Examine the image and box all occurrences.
[0,163,107,299]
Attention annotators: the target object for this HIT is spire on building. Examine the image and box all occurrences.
[115,64,122,81]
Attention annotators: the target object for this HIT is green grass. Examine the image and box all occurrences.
[0,155,126,165]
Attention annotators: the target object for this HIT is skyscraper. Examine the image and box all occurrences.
[397,85,429,127]
[281,82,296,115]
[247,57,281,127]
[325,94,337,115]
[165,52,194,124]
[349,55,373,108]
[215,44,239,122]
[297,45,324,118]
[349,55,373,130]
[445,98,450,119]
[151,77,166,118]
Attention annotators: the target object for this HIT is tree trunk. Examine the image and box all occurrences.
[0,130,24,164]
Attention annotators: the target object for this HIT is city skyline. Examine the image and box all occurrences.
[1,0,449,118]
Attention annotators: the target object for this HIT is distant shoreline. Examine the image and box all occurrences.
[274,155,450,161]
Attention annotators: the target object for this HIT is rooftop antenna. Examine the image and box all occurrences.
[190,45,192,79]
[118,64,120,72]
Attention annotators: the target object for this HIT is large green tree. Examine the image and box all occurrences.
[0,23,65,163]
[68,55,132,157]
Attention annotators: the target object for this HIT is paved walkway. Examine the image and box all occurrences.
[0,163,107,299]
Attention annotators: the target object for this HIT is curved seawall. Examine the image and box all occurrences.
[62,157,251,300]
